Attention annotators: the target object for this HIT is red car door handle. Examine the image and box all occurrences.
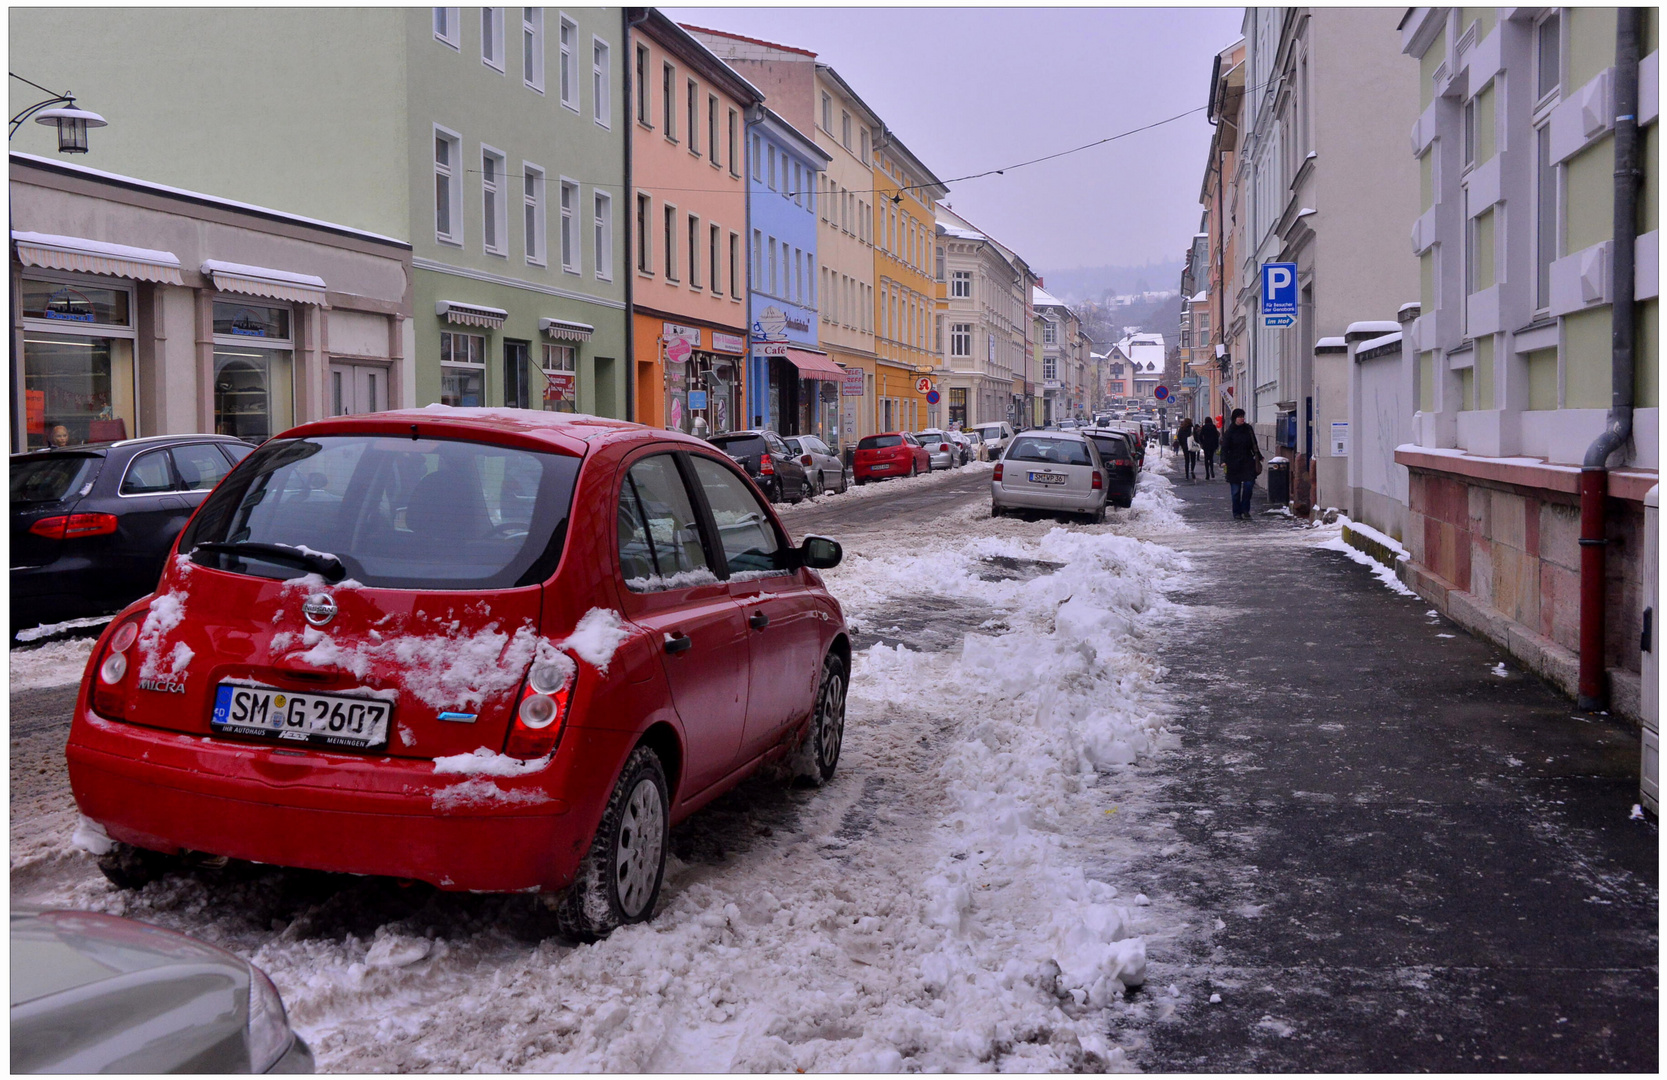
[664,632,693,655]
[748,610,769,631]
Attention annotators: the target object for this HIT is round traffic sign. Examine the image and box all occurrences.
[1154,385,1170,401]
[926,390,941,404]
[915,376,933,394]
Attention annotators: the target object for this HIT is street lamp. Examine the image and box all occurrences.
[9,73,106,153]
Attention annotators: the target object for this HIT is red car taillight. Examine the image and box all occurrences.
[759,453,775,476]
[1112,458,1133,468]
[993,463,1003,481]
[801,454,814,467]
[939,443,950,453]
[1092,471,1104,490]
[90,615,144,721]
[504,649,576,758]
[30,513,119,540]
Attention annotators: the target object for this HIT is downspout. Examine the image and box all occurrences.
[622,8,648,422]
[1577,6,1643,711]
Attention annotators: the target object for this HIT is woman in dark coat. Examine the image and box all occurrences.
[1220,408,1262,520]
[1196,416,1220,480]
[1174,417,1196,479]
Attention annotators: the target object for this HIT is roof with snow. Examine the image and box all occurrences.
[1032,285,1068,309]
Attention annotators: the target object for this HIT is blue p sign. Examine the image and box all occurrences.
[1261,262,1298,316]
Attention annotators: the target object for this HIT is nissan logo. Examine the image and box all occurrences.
[302,593,338,627]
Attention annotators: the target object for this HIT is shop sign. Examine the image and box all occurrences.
[711,331,745,354]
[688,390,709,409]
[915,376,934,394]
[757,342,789,357]
[667,337,693,365]
[663,322,700,346]
[42,287,96,323]
[842,371,866,396]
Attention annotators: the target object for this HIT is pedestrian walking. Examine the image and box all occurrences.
[1196,416,1220,481]
[1175,416,1197,480]
[1221,408,1263,520]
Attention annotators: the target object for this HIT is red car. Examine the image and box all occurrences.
[852,432,930,484]
[67,410,850,938]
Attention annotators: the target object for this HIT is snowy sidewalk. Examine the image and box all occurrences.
[1119,471,1658,1071]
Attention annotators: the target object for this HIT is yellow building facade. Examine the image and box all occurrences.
[871,132,947,432]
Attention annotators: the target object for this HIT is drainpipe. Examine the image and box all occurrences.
[1577,6,1642,711]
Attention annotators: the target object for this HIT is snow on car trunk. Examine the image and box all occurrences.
[16,469,1197,1071]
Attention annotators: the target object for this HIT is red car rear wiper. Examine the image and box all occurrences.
[190,541,347,583]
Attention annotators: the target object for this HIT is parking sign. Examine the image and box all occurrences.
[1261,262,1297,327]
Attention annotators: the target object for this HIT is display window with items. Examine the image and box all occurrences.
[211,301,294,443]
[541,343,578,412]
[19,275,138,450]
[440,330,486,406]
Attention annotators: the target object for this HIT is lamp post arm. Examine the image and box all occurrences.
[9,94,74,139]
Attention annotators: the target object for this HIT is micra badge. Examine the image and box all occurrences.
[138,679,186,694]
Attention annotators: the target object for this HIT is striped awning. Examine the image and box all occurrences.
[202,260,327,305]
[539,317,594,342]
[437,300,508,330]
[13,231,183,285]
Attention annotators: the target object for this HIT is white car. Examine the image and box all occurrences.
[913,430,958,471]
[991,430,1109,523]
[972,422,1014,460]
[784,434,849,495]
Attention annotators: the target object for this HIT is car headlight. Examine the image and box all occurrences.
[246,963,295,1072]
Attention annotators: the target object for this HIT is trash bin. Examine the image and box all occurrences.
[1266,456,1291,505]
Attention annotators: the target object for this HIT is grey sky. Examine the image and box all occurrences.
[666,6,1246,273]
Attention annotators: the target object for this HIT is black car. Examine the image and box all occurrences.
[1082,428,1139,508]
[706,429,811,503]
[11,435,254,635]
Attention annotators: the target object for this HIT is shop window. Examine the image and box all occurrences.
[212,301,294,443]
[542,344,577,412]
[440,330,486,407]
[20,277,138,450]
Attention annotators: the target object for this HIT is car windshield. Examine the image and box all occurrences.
[10,454,100,504]
[179,435,580,590]
[709,434,768,457]
[975,426,1003,440]
[858,435,902,450]
[1006,436,1093,467]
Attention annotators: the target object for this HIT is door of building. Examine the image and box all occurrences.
[328,362,387,416]
[503,340,531,409]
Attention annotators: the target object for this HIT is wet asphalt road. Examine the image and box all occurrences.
[1119,476,1658,1071]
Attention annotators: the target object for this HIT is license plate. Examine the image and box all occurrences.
[872,463,891,471]
[212,684,392,750]
[1028,471,1066,485]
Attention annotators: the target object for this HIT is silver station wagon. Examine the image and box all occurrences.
[991,430,1109,523]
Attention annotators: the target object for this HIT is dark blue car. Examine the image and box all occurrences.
[11,434,254,637]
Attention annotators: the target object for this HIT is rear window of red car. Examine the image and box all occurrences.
[180,435,579,590]
[857,435,902,450]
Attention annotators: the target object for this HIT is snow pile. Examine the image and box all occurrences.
[432,748,553,776]
[14,615,112,643]
[136,591,188,679]
[1309,514,1417,597]
[560,608,629,674]
[430,777,554,811]
[297,622,539,711]
[9,637,97,690]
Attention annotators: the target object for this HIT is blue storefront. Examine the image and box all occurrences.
[745,106,833,439]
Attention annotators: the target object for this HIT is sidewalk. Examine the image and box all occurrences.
[1124,472,1658,1071]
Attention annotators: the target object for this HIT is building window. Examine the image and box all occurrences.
[860,127,869,162]
[1462,98,1476,169]
[523,8,544,92]
[1044,356,1057,380]
[663,204,678,281]
[841,110,851,150]
[751,134,762,181]
[767,145,777,190]
[635,45,650,125]
[688,214,700,288]
[1536,12,1561,102]
[935,246,945,281]
[594,191,613,280]
[637,193,652,273]
[708,95,719,166]
[662,62,676,142]
[18,277,138,450]
[433,7,460,48]
[541,343,577,412]
[821,91,832,132]
[1535,125,1556,310]
[768,238,778,297]
[709,223,721,293]
[951,323,971,357]
[951,270,971,298]
[560,179,579,273]
[687,79,700,156]
[1043,321,1057,345]
[440,330,486,408]
[481,147,507,255]
[752,228,762,289]
[212,302,294,443]
[729,231,741,298]
[434,126,462,244]
[728,109,739,175]
[481,7,504,70]
[559,15,577,109]
[592,36,610,124]
[523,162,546,265]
